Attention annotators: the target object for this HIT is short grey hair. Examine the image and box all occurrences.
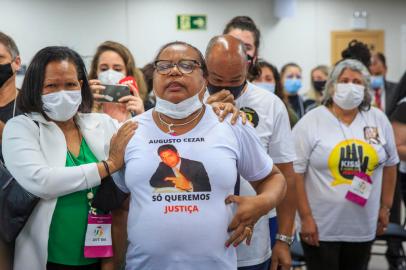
[323,59,372,111]
[0,32,19,59]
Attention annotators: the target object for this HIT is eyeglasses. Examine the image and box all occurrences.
[154,59,201,75]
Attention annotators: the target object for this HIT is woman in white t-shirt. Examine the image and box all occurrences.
[293,59,399,270]
[112,41,287,270]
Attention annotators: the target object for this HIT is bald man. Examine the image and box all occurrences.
[205,35,296,270]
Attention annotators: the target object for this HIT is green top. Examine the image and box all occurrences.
[47,139,100,265]
[287,106,299,128]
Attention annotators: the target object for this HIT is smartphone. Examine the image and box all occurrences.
[97,84,131,102]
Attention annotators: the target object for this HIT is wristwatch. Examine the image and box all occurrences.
[275,233,294,246]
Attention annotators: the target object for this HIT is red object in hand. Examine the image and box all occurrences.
[119,76,139,95]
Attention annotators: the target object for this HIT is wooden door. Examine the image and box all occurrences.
[331,30,384,65]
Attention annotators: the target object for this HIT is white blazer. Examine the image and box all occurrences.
[2,112,119,270]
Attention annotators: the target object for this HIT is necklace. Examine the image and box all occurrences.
[332,105,359,125]
[12,91,17,117]
[331,106,362,170]
[157,107,204,134]
[66,123,97,214]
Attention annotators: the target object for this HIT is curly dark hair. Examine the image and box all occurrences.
[341,39,371,68]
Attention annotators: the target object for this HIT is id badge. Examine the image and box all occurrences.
[84,214,113,258]
[345,172,372,207]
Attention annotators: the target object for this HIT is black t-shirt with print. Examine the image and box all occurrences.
[0,99,21,161]
[0,99,20,123]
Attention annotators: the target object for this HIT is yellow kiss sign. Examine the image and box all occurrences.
[328,139,378,186]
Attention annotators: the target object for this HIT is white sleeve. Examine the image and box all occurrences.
[292,114,316,174]
[2,116,101,200]
[232,121,274,181]
[112,168,130,193]
[267,99,296,163]
[379,112,400,166]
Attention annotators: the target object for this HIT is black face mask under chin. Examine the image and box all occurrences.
[207,81,247,99]
[0,63,13,89]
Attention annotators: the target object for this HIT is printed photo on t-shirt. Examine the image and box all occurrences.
[240,107,259,128]
[149,144,212,193]
[364,126,380,145]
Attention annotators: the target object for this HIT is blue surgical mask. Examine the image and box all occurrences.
[284,78,302,94]
[254,82,275,93]
[370,75,384,90]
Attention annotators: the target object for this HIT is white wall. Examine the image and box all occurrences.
[1,0,406,89]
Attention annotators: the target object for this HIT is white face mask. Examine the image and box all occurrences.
[254,82,275,93]
[98,69,125,85]
[154,84,205,119]
[42,90,82,121]
[333,83,365,110]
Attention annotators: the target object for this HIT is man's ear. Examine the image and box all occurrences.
[12,56,22,72]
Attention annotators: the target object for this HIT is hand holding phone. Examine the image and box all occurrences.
[97,84,131,102]
[119,76,139,95]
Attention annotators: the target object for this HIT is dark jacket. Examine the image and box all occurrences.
[150,158,211,192]
[385,80,398,115]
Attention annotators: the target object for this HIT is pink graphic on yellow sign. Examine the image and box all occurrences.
[328,139,378,186]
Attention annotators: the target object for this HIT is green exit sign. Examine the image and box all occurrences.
[177,15,207,31]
